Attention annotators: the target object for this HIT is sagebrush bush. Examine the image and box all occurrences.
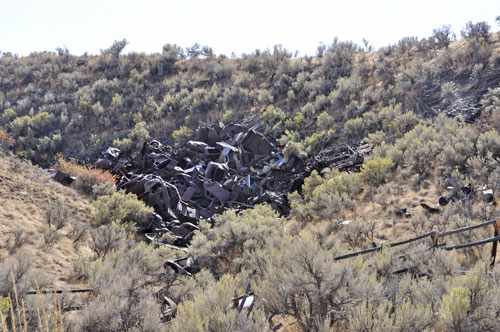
[172,126,193,148]
[257,237,355,331]
[10,229,29,249]
[349,299,434,332]
[291,169,361,220]
[91,181,116,199]
[170,274,270,332]
[89,222,129,258]
[0,251,54,331]
[44,205,72,231]
[91,190,154,230]
[261,105,286,136]
[190,205,282,273]
[360,157,394,186]
[43,228,59,248]
[77,243,164,332]
[386,123,441,175]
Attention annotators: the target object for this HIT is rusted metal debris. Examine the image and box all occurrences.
[438,181,494,207]
[420,203,440,214]
[91,123,370,251]
[438,183,474,206]
[395,208,412,218]
[163,257,194,276]
[162,296,178,322]
[53,170,75,185]
[236,269,256,315]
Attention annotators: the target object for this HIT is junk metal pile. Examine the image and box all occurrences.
[50,124,370,322]
[88,124,370,250]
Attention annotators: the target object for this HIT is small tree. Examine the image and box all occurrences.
[89,222,128,258]
[258,237,354,331]
[432,25,455,49]
[101,39,128,58]
[461,21,491,43]
[44,205,72,231]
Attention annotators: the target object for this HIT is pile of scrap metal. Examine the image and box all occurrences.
[92,124,371,251]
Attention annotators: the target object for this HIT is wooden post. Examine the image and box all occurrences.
[490,220,500,267]
[432,231,439,248]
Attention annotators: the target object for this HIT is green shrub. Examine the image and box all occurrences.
[390,124,441,175]
[292,169,361,220]
[360,157,394,186]
[388,111,420,139]
[365,130,385,146]
[0,108,17,126]
[316,111,334,131]
[480,87,500,130]
[343,117,364,139]
[221,109,237,124]
[190,205,282,273]
[261,105,286,136]
[89,222,129,258]
[92,190,154,230]
[349,299,433,332]
[91,182,116,199]
[304,130,333,154]
[477,129,500,159]
[113,121,150,153]
[257,237,355,331]
[439,286,470,330]
[172,126,194,148]
[437,117,476,170]
[170,274,270,332]
[78,243,164,331]
[282,140,307,160]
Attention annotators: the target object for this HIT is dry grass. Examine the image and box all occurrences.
[347,175,443,242]
[0,273,64,332]
[0,151,94,289]
[347,173,499,250]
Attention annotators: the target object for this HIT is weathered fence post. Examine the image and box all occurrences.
[490,219,500,267]
[432,231,439,248]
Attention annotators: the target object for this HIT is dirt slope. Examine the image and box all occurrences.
[0,150,94,287]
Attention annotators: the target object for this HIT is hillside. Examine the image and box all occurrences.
[1,20,500,332]
[0,29,499,166]
[0,149,94,287]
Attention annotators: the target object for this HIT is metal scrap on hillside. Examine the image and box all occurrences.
[88,124,371,250]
